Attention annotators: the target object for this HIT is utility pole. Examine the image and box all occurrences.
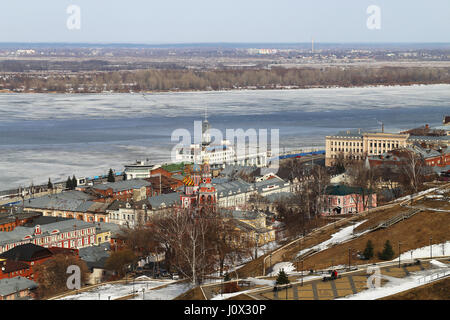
[301,259,304,287]
[348,248,351,271]
[398,242,402,268]
[430,237,433,259]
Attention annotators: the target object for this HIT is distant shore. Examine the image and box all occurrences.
[2,81,450,95]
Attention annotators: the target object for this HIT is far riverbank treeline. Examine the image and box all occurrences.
[2,66,450,93]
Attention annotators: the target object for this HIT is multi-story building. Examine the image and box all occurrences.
[0,276,37,300]
[325,129,409,166]
[322,185,377,215]
[91,179,152,201]
[0,243,78,281]
[21,191,110,223]
[0,219,96,254]
[106,199,151,227]
[124,161,160,180]
[175,117,268,168]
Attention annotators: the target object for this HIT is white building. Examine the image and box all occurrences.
[175,118,268,167]
[124,161,160,180]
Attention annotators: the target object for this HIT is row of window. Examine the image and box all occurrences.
[330,141,362,147]
[330,148,362,153]
[111,213,135,221]
[369,142,399,149]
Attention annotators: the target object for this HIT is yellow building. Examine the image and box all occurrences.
[225,210,276,247]
[95,222,121,245]
[325,130,409,166]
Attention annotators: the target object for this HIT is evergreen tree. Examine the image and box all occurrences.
[275,269,290,285]
[223,273,230,282]
[47,178,53,190]
[66,176,73,190]
[363,240,374,260]
[123,174,127,181]
[72,175,77,189]
[107,168,115,182]
[378,240,395,260]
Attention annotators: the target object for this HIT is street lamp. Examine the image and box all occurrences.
[430,237,433,259]
[348,248,352,271]
[301,259,304,287]
[269,254,272,272]
[398,242,402,268]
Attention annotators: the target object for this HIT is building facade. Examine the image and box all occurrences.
[326,130,409,166]
[0,220,96,254]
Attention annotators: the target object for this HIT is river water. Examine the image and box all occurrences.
[0,84,449,190]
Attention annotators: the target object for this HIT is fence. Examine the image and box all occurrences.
[417,268,450,285]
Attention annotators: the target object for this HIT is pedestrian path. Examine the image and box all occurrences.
[253,261,437,300]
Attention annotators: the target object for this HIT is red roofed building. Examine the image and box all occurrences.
[0,244,78,280]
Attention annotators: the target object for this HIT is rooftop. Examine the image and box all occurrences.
[92,179,151,192]
[0,243,52,262]
[0,219,95,246]
[325,184,375,196]
[0,276,37,297]
[147,192,181,210]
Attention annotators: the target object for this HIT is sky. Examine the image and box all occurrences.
[0,0,449,44]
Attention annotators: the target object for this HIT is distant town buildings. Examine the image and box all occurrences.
[325,122,450,167]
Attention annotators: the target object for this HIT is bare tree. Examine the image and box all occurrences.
[399,147,425,194]
[347,160,376,211]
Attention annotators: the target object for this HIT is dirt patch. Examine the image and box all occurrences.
[174,286,206,300]
[353,205,410,233]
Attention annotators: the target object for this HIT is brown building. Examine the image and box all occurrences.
[0,212,41,232]
[91,179,152,201]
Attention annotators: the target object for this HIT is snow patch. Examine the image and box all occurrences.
[296,220,367,258]
[268,262,295,276]
[397,241,450,260]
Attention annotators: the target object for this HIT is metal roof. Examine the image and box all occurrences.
[0,276,37,297]
[147,192,181,209]
[92,179,151,192]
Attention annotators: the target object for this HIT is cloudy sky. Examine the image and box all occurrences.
[0,0,449,43]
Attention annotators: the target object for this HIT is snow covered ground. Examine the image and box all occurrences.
[397,242,450,261]
[131,282,195,300]
[395,188,438,202]
[337,265,449,300]
[268,262,296,276]
[295,220,367,258]
[59,280,174,300]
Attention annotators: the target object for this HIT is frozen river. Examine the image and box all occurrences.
[0,84,449,190]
